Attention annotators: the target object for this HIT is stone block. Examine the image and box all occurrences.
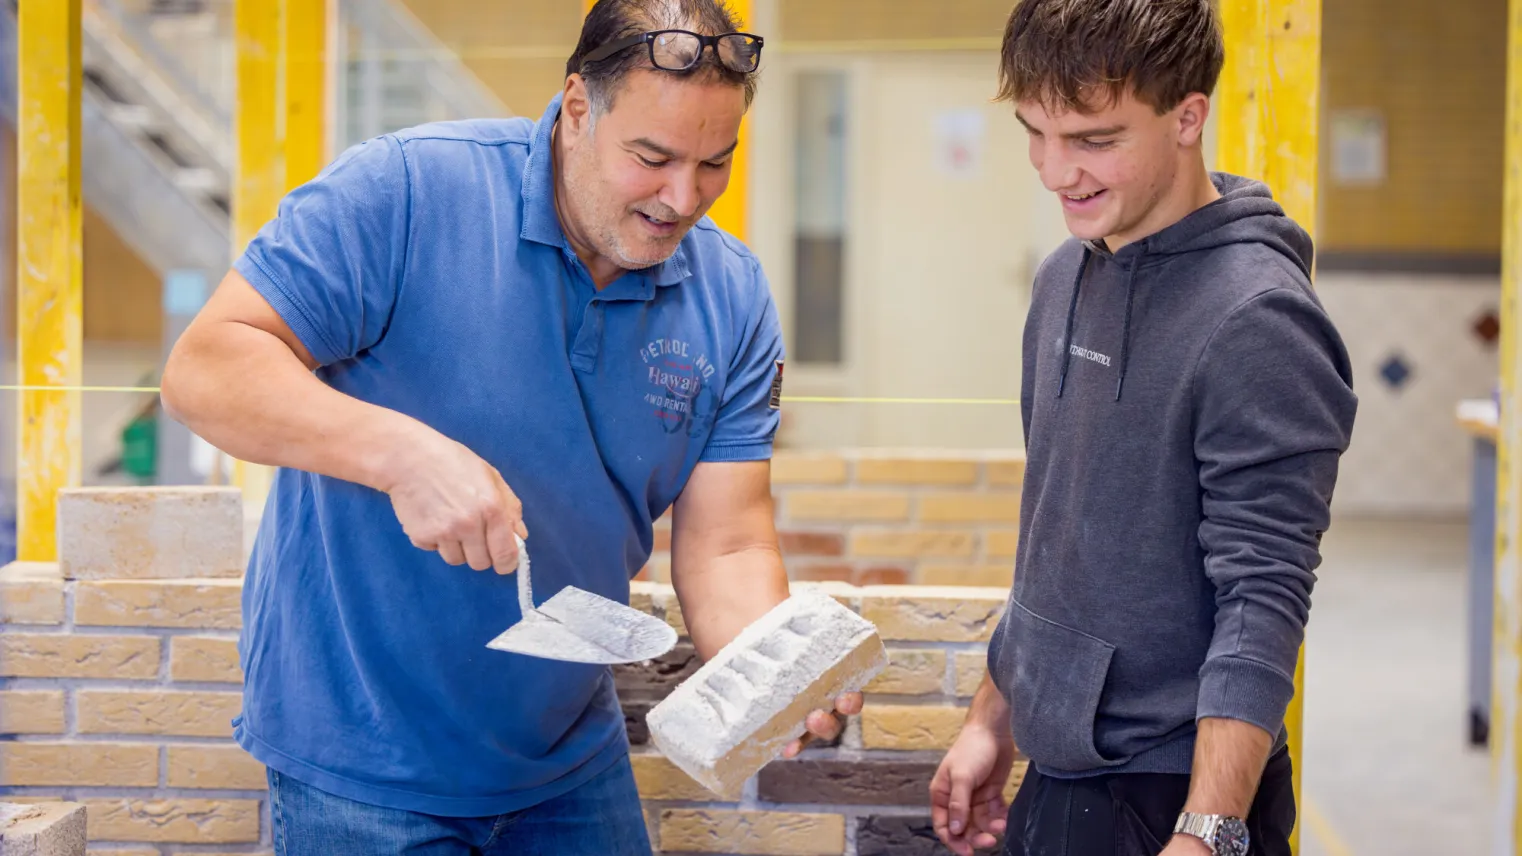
[58,487,242,580]
[647,592,887,799]
[0,801,87,856]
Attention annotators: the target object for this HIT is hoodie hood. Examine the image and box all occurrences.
[1059,172,1314,400]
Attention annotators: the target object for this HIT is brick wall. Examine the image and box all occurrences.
[642,450,1025,590]
[1,479,1024,855]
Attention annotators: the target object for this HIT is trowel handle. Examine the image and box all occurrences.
[514,534,535,616]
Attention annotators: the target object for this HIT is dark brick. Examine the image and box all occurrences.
[623,700,652,745]
[857,815,1002,856]
[613,643,702,694]
[758,758,936,805]
[780,531,846,556]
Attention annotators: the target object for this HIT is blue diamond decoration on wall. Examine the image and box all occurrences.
[1379,354,1412,390]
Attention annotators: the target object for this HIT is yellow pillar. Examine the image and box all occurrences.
[284,0,328,190]
[581,0,752,241]
[1214,2,1320,853]
[16,0,83,562]
[1493,1,1522,850]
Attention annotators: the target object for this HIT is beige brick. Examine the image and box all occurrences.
[632,752,711,801]
[787,491,911,522]
[985,529,1020,560]
[854,457,978,485]
[919,494,1021,524]
[659,809,845,855]
[0,634,160,679]
[864,649,947,695]
[170,636,243,683]
[955,651,989,696]
[83,798,261,843]
[986,458,1026,487]
[3,802,87,854]
[0,741,159,787]
[59,486,243,581]
[0,561,64,624]
[0,689,67,733]
[75,579,242,629]
[167,745,267,789]
[79,690,241,738]
[629,581,661,616]
[861,704,967,750]
[918,564,1015,588]
[770,452,848,485]
[860,587,1007,642]
[88,849,163,856]
[849,530,976,559]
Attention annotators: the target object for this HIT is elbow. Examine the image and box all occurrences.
[158,337,202,429]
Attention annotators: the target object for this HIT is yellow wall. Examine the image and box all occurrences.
[1320,0,1505,258]
[778,0,1009,42]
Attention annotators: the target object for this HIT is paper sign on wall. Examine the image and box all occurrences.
[1330,109,1386,186]
[934,108,985,178]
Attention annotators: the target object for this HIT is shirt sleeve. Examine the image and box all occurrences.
[233,134,412,367]
[699,258,785,463]
[1192,285,1358,737]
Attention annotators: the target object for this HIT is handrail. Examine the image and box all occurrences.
[341,0,514,120]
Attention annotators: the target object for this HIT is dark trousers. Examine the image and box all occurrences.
[1003,746,1296,856]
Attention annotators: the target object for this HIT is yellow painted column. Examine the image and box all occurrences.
[284,0,328,190]
[581,0,752,241]
[1214,2,1319,853]
[16,0,83,562]
[1493,1,1522,851]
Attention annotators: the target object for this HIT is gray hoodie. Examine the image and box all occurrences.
[987,172,1358,779]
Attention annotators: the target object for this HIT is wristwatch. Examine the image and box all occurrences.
[1173,812,1250,856]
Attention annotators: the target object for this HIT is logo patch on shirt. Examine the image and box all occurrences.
[1068,343,1111,367]
[769,360,785,409]
[641,337,717,436]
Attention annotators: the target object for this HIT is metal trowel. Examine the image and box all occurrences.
[486,534,678,665]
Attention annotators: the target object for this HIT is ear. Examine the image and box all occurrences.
[561,74,595,144]
[1175,92,1210,147]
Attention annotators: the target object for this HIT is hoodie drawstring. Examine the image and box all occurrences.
[1115,254,1139,401]
[1055,247,1089,398]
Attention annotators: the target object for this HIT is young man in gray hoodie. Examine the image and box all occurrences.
[930,2,1357,855]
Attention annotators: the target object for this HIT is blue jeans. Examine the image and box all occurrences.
[268,755,653,855]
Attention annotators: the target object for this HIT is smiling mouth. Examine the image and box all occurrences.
[1065,190,1105,201]
[638,212,677,228]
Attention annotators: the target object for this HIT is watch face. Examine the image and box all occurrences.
[1213,818,1251,856]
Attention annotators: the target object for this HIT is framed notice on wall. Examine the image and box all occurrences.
[1329,109,1386,187]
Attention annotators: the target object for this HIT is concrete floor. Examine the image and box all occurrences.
[1300,516,1490,856]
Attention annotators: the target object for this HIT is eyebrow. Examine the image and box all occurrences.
[631,137,741,162]
[1014,113,1126,139]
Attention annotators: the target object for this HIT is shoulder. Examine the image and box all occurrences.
[390,116,537,150]
[684,219,771,306]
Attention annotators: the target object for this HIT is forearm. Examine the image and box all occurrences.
[162,322,423,493]
[1182,716,1274,817]
[965,672,1012,733]
[670,539,790,660]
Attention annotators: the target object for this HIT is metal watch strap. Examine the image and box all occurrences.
[1173,812,1219,853]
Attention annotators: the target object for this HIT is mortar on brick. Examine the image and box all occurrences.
[647,592,888,800]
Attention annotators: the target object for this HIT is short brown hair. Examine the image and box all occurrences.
[995,0,1224,115]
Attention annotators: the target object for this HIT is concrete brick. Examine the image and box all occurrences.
[0,801,88,856]
[631,753,711,801]
[955,651,988,697]
[659,809,845,855]
[0,635,160,679]
[0,562,64,624]
[778,531,845,556]
[787,491,911,523]
[919,494,1021,524]
[647,593,887,799]
[58,487,242,581]
[0,691,67,734]
[78,691,241,738]
[859,587,1006,642]
[82,799,260,843]
[863,650,947,695]
[166,745,266,790]
[985,458,1026,487]
[855,457,979,485]
[985,530,1020,560]
[861,704,966,750]
[849,530,976,559]
[770,452,848,485]
[169,637,242,683]
[757,758,937,806]
[74,580,241,629]
[0,742,159,787]
[918,564,1014,588]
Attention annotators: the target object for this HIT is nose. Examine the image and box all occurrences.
[1035,138,1080,194]
[660,167,702,219]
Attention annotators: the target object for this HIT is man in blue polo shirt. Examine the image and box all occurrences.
[160,1,858,853]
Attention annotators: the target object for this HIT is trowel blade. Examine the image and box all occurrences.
[485,586,678,665]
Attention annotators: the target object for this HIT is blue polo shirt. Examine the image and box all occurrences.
[230,93,784,816]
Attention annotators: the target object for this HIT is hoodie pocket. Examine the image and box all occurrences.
[1003,599,1119,772]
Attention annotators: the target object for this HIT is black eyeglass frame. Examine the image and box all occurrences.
[580,29,765,74]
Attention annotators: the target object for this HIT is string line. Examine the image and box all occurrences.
[0,385,1020,405]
